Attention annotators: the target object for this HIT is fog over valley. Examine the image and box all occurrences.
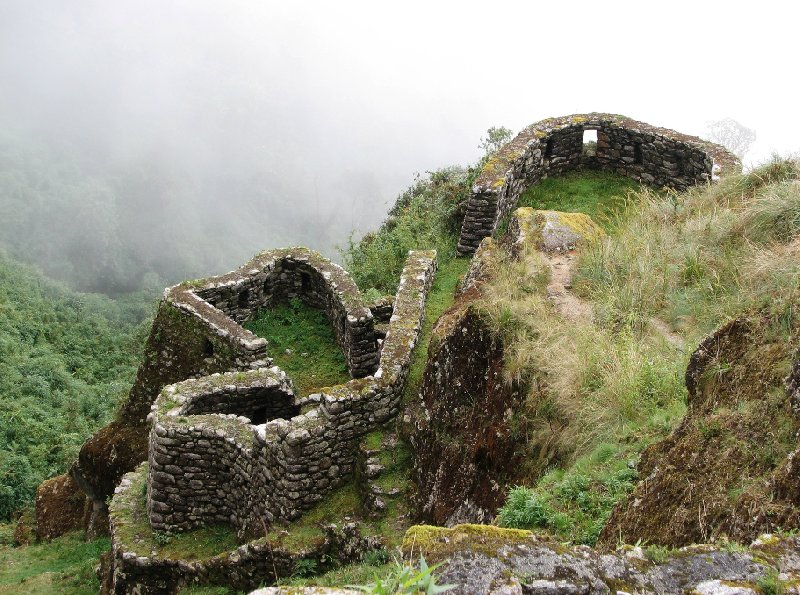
[0,0,797,293]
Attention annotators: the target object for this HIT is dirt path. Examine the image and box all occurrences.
[649,316,685,350]
[542,250,685,350]
[542,252,593,323]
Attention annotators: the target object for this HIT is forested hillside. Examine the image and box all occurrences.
[0,252,151,519]
[0,133,325,295]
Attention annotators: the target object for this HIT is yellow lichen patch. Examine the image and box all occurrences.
[511,207,605,252]
[548,211,606,242]
[401,524,534,562]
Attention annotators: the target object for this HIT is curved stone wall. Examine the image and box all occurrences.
[172,247,380,379]
[143,250,437,537]
[457,113,741,254]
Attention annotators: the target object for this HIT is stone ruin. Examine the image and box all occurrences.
[457,112,740,254]
[106,247,436,592]
[52,113,743,593]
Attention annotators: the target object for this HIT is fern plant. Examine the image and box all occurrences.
[351,555,456,594]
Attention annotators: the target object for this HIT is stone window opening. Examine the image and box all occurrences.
[300,271,312,292]
[634,143,643,165]
[202,338,214,358]
[582,129,598,157]
[238,288,250,309]
[544,137,554,159]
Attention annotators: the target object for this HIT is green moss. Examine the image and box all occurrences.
[244,299,351,397]
[402,524,533,562]
[517,171,642,231]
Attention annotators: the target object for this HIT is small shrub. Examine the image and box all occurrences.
[496,486,553,530]
[757,567,786,595]
[362,548,390,566]
[292,557,318,578]
[351,555,456,594]
[644,544,671,564]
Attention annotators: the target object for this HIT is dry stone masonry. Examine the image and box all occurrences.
[170,247,380,379]
[106,248,436,592]
[457,112,740,254]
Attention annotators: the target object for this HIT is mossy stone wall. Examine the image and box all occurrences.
[141,250,436,538]
[457,113,740,254]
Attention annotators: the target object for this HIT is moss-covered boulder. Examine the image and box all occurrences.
[34,473,87,541]
[509,207,605,253]
[599,312,800,548]
[409,297,526,526]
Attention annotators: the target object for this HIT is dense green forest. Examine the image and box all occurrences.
[0,252,152,519]
[0,133,336,295]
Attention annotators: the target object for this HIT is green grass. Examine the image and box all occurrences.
[0,525,109,594]
[575,157,800,341]
[344,167,473,296]
[244,298,351,396]
[497,441,639,545]
[402,257,471,402]
[517,171,642,230]
[492,158,800,546]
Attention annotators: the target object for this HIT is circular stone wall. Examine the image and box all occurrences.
[457,112,741,254]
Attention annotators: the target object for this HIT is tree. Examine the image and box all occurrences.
[479,126,513,157]
[706,118,756,160]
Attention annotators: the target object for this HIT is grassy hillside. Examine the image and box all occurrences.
[492,158,800,544]
[0,524,108,594]
[0,252,151,519]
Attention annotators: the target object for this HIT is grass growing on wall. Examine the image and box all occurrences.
[402,256,471,403]
[244,298,351,396]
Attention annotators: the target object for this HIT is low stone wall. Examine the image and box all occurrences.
[144,250,437,538]
[457,113,741,254]
[106,465,379,594]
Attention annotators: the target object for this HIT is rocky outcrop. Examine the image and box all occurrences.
[410,296,526,526]
[34,472,87,541]
[599,314,800,548]
[411,237,528,526]
[508,207,605,254]
[402,524,800,594]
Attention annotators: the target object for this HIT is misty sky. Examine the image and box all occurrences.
[1,0,798,271]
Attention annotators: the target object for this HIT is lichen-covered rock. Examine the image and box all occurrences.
[250,589,359,595]
[599,312,800,548]
[509,207,605,253]
[402,524,800,595]
[34,473,86,541]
